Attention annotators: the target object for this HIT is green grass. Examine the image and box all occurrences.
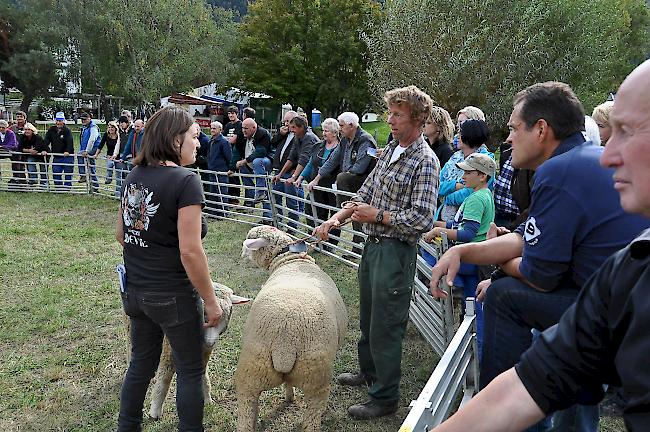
[361,121,391,147]
[0,192,437,431]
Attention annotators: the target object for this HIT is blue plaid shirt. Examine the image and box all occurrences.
[494,156,520,217]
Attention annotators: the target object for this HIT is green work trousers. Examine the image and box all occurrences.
[357,237,416,405]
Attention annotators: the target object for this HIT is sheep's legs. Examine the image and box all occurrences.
[236,393,260,432]
[285,384,294,402]
[302,385,330,432]
[148,360,175,419]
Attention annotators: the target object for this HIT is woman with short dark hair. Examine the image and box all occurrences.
[437,119,494,221]
[115,106,222,431]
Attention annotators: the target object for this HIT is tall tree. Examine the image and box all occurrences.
[233,0,381,117]
[57,0,238,107]
[368,0,650,141]
[0,0,66,112]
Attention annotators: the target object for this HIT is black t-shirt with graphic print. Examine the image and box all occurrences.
[121,165,207,294]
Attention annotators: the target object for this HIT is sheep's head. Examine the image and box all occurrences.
[241,225,294,270]
[205,282,249,347]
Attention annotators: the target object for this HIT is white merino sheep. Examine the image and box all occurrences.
[236,225,348,432]
[124,282,249,420]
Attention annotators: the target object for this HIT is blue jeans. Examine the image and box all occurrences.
[52,156,74,188]
[480,276,580,388]
[208,173,229,216]
[118,289,205,432]
[421,249,483,356]
[239,157,271,203]
[26,156,48,184]
[263,172,299,230]
[105,158,115,181]
[77,155,99,188]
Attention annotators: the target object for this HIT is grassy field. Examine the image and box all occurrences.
[0,192,438,432]
[360,121,391,148]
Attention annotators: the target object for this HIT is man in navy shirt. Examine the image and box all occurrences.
[431,58,650,432]
[430,81,650,429]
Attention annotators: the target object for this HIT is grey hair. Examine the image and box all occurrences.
[337,111,359,127]
[211,121,223,130]
[0,120,8,128]
[321,117,340,135]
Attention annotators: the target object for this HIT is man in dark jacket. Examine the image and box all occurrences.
[224,106,244,204]
[44,112,75,189]
[229,118,271,205]
[207,121,231,217]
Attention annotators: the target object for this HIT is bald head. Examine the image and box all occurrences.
[242,118,257,139]
[134,119,144,133]
[600,60,650,216]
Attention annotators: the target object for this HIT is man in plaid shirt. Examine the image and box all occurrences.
[315,85,439,420]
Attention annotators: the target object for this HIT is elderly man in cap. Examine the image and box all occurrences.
[433,59,650,432]
[44,112,75,189]
[431,78,650,430]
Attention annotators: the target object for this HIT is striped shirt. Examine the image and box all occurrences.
[353,135,439,245]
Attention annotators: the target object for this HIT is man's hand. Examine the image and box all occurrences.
[350,203,379,224]
[430,247,463,298]
[227,135,237,145]
[227,170,234,177]
[236,159,246,169]
[487,222,511,240]
[63,152,70,156]
[81,150,88,157]
[279,125,289,136]
[455,182,465,191]
[475,278,491,302]
[272,174,283,184]
[307,179,317,192]
[203,300,223,327]
[314,218,341,241]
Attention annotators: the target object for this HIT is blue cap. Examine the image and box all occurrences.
[55,112,66,121]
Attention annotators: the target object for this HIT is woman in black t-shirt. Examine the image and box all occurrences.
[115,106,222,431]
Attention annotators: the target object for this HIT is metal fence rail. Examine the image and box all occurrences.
[0,155,476,428]
[399,300,479,432]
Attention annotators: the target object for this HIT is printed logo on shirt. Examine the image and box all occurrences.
[523,216,541,245]
[122,183,160,247]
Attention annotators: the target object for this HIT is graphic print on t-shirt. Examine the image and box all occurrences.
[122,183,160,235]
[523,216,541,245]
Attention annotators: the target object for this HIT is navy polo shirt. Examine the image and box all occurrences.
[515,133,650,290]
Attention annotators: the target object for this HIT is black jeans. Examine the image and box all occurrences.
[118,290,205,432]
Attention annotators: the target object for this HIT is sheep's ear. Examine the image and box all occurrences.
[243,238,270,250]
[230,294,251,305]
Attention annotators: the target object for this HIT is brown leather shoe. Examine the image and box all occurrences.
[336,372,371,386]
[348,400,398,419]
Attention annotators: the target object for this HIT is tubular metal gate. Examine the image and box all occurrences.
[0,153,478,428]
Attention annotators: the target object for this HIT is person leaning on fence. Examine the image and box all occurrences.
[19,123,49,186]
[223,106,245,205]
[295,117,342,249]
[318,111,377,255]
[423,153,496,359]
[77,112,101,189]
[120,119,145,164]
[432,58,650,432]
[115,106,223,432]
[430,81,650,431]
[43,113,75,189]
[96,121,121,185]
[0,119,21,182]
[437,119,494,222]
[207,121,232,217]
[261,110,298,226]
[229,118,272,205]
[273,115,318,230]
[315,85,439,420]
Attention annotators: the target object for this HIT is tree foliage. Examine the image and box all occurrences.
[55,0,238,105]
[368,0,650,140]
[233,0,382,117]
[0,0,66,111]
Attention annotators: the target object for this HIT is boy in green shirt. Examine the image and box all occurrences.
[424,153,496,357]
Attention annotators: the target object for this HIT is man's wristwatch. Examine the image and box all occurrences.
[375,210,384,224]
